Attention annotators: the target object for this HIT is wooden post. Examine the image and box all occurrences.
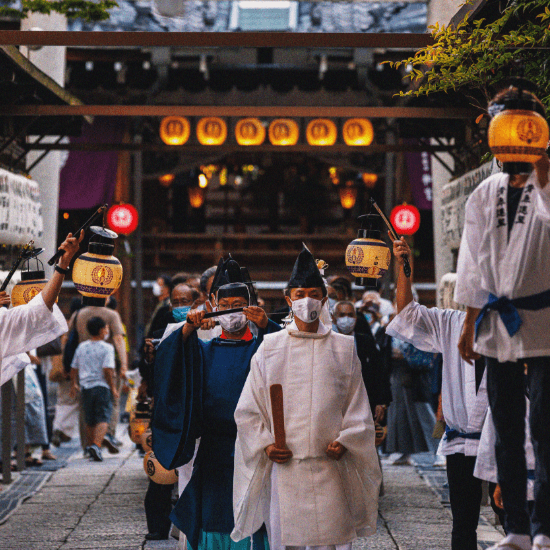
[15,370,25,473]
[1,381,12,484]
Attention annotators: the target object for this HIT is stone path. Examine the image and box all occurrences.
[0,439,505,550]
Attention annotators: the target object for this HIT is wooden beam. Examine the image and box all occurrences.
[24,142,456,153]
[0,105,477,118]
[0,31,433,49]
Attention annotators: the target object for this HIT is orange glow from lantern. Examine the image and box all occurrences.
[159,116,191,146]
[197,117,227,146]
[188,186,205,208]
[159,173,175,187]
[63,212,69,220]
[198,174,208,188]
[219,167,228,186]
[361,173,378,187]
[306,119,337,146]
[268,119,299,146]
[342,118,374,146]
[235,118,266,146]
[339,186,358,209]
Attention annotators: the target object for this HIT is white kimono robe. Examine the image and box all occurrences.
[455,170,550,362]
[0,293,67,386]
[231,320,381,548]
[386,301,488,456]
[474,403,535,500]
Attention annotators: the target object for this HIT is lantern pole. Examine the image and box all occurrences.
[133,136,145,346]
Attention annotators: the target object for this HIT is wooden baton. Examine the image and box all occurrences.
[270,384,286,450]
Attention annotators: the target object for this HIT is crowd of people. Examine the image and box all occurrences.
[0,86,548,550]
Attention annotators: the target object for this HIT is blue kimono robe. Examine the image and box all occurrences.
[152,321,281,550]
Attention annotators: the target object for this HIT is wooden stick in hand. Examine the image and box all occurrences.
[270,384,286,450]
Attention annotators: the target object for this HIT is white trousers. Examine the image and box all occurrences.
[52,378,79,438]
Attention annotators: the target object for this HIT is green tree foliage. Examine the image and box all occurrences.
[387,0,550,110]
[0,0,117,21]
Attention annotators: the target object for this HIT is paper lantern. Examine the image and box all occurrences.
[339,186,358,209]
[268,119,299,146]
[107,204,138,236]
[197,117,227,145]
[11,249,47,308]
[390,204,420,236]
[345,213,391,289]
[159,173,175,187]
[342,118,374,146]
[361,173,378,187]
[306,119,337,146]
[235,118,266,146]
[489,99,549,174]
[375,423,387,446]
[188,186,205,208]
[159,116,190,146]
[130,417,149,444]
[72,226,123,307]
[143,451,178,485]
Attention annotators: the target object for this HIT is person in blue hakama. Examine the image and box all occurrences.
[152,259,281,550]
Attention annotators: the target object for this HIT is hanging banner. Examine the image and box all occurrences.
[0,168,43,246]
[405,143,433,209]
[440,161,494,249]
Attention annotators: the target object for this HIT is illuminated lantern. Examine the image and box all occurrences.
[141,427,153,453]
[143,451,178,485]
[345,213,391,289]
[375,423,387,446]
[235,118,266,146]
[197,117,227,145]
[72,226,123,306]
[159,116,191,146]
[306,119,337,146]
[129,401,151,444]
[107,204,138,236]
[342,118,374,146]
[198,173,208,188]
[488,91,549,174]
[159,173,175,187]
[390,204,421,236]
[361,173,378,188]
[268,119,299,146]
[188,186,205,208]
[11,248,48,308]
[339,184,358,210]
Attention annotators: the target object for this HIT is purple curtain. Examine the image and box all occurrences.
[59,118,123,210]
[405,140,433,210]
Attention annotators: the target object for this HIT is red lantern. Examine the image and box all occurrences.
[390,204,420,236]
[107,204,139,235]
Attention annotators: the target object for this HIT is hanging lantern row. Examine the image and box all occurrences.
[159,116,374,147]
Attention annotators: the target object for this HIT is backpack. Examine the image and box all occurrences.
[63,311,80,373]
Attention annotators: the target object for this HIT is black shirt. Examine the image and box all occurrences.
[507,185,523,237]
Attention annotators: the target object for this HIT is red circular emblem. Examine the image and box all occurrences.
[390,204,421,236]
[107,204,138,235]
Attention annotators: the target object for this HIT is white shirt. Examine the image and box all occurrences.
[386,301,488,456]
[455,170,550,362]
[71,339,115,390]
[0,293,67,386]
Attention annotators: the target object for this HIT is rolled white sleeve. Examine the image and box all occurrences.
[455,191,490,308]
[533,167,550,226]
[0,293,68,385]
[386,301,443,354]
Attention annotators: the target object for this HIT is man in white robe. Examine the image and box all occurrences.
[386,236,488,550]
[455,88,550,550]
[0,232,81,386]
[231,245,381,550]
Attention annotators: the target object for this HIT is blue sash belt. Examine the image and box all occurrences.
[528,470,535,481]
[444,426,482,442]
[475,289,550,340]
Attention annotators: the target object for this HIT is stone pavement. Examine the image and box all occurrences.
[0,440,505,550]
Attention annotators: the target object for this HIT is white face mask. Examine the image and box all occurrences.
[218,311,248,333]
[292,297,323,323]
[152,282,162,297]
[336,316,356,334]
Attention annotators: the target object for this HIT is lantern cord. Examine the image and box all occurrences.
[0,240,35,293]
[369,198,412,278]
[47,204,108,266]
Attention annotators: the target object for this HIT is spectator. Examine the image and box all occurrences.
[70,317,118,462]
[70,297,127,453]
[146,275,172,337]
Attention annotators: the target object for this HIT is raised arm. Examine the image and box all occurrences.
[41,232,83,310]
[391,233,414,314]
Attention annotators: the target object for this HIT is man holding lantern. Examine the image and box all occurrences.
[0,232,82,386]
[456,87,550,550]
